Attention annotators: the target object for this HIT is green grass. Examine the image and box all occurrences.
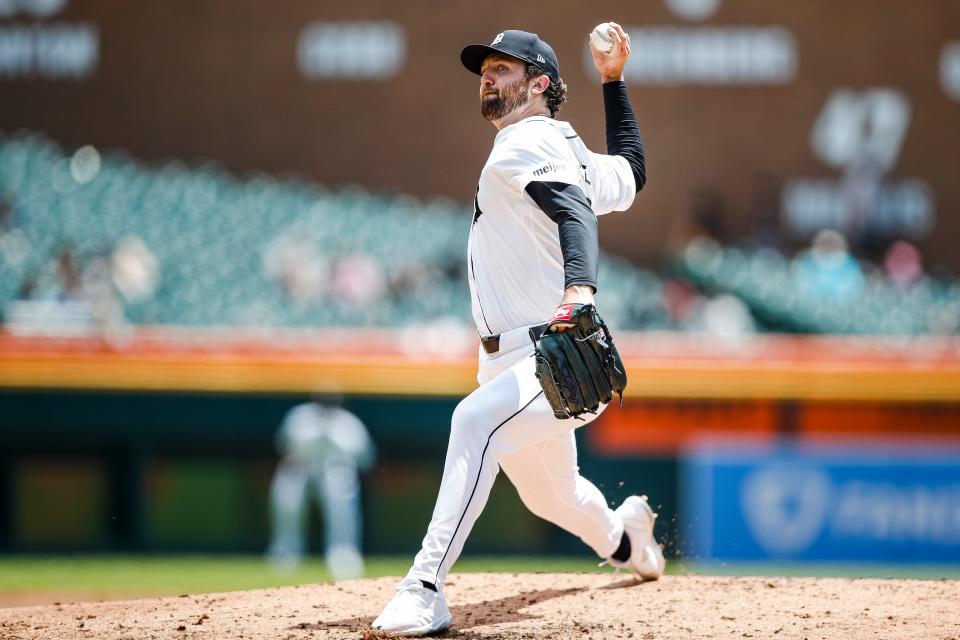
[689,561,960,580]
[0,555,955,607]
[0,554,637,600]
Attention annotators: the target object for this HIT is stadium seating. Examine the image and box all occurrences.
[677,238,960,335]
[5,131,954,336]
[0,131,671,331]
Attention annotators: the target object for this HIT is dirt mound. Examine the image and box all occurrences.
[1,572,958,639]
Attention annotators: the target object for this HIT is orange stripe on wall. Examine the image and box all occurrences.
[800,403,960,436]
[588,400,960,455]
[588,401,778,456]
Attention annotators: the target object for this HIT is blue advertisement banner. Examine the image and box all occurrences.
[682,439,960,562]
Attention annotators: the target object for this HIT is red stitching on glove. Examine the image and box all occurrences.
[551,304,575,323]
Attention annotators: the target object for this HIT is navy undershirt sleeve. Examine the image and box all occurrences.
[525,181,599,292]
[602,80,646,191]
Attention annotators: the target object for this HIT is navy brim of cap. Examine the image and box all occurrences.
[461,44,552,80]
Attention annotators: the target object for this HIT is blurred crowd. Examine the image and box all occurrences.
[5,232,159,338]
[663,177,958,337]
[0,132,957,339]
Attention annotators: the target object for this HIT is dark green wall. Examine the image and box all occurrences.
[0,390,677,555]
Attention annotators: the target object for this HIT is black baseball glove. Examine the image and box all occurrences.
[534,303,628,419]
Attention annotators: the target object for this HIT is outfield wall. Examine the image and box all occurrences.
[1,329,959,558]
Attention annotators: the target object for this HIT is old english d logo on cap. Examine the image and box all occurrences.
[460,29,561,83]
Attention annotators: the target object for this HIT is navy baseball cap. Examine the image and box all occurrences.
[461,30,560,83]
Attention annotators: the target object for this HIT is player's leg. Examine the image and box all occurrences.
[374,350,557,634]
[488,361,665,581]
[403,349,577,588]
[498,429,623,559]
[267,460,309,570]
[375,347,608,635]
[315,461,365,580]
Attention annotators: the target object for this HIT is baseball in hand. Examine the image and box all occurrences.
[589,22,614,53]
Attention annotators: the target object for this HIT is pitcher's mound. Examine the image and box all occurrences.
[2,572,958,639]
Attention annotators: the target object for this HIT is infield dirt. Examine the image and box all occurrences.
[1,572,958,639]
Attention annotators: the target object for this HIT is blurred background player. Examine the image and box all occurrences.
[266,389,376,580]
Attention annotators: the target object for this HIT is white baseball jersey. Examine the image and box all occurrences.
[468,115,636,336]
[276,403,375,470]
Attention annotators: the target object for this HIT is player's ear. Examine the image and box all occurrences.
[530,74,550,96]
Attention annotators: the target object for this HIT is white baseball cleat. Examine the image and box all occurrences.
[371,578,453,636]
[610,495,666,581]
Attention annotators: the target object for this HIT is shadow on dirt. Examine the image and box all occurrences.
[300,585,589,637]
[598,576,645,590]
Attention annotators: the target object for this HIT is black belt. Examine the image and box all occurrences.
[480,323,549,355]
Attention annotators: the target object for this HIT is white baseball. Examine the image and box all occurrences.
[590,22,614,53]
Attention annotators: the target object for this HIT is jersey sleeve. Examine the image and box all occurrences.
[525,181,599,290]
[490,127,583,194]
[588,151,636,216]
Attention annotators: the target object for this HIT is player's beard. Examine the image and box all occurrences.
[480,77,531,121]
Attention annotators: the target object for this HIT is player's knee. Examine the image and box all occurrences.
[515,491,554,519]
[519,478,581,516]
[324,465,359,496]
[450,397,487,439]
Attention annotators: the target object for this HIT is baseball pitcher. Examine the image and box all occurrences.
[373,24,664,636]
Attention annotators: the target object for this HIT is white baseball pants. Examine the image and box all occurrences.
[268,459,363,561]
[406,327,624,587]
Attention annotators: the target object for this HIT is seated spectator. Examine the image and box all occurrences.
[330,252,386,307]
[792,229,864,304]
[883,240,923,290]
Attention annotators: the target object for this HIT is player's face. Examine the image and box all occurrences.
[479,54,532,121]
